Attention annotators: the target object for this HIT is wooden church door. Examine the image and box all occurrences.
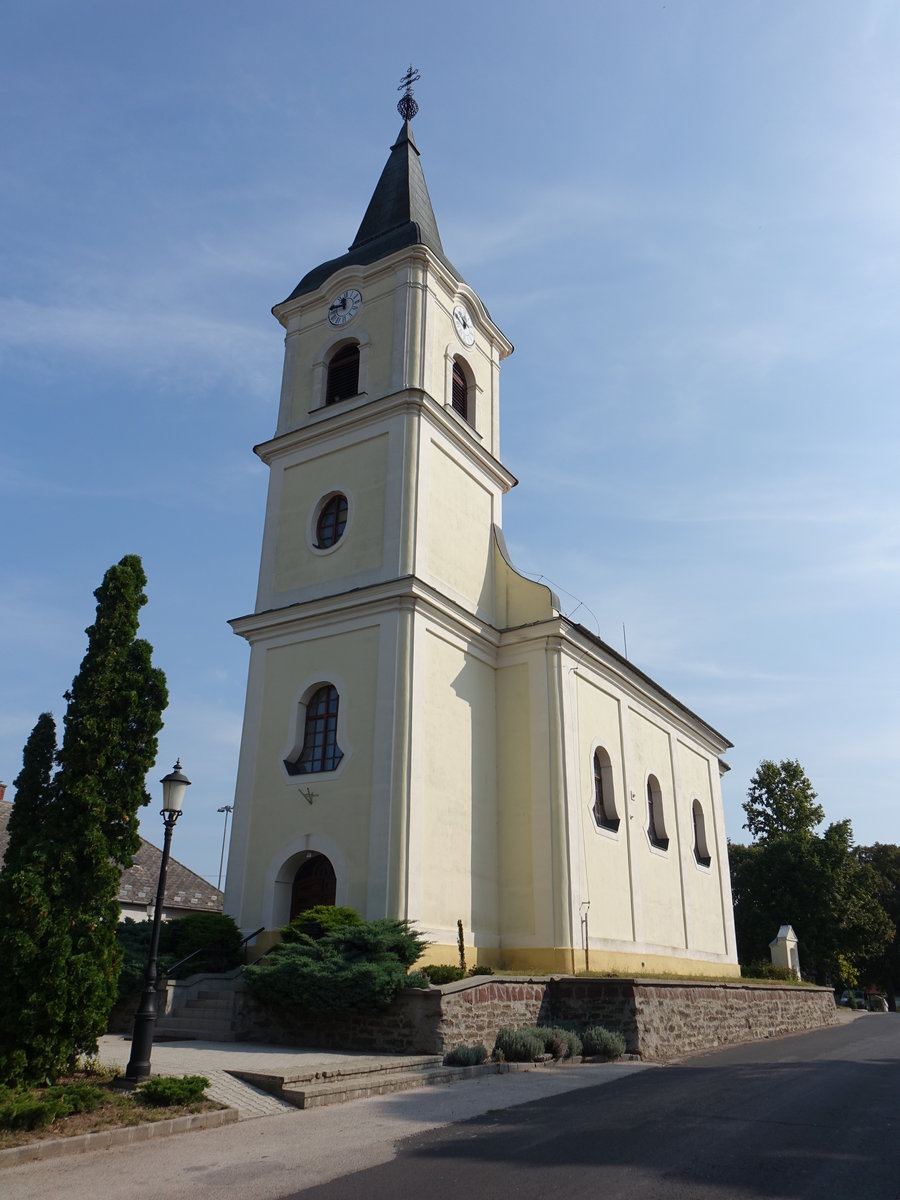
[290,854,336,920]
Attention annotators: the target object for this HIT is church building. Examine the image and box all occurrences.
[224,81,739,977]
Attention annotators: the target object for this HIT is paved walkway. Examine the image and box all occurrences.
[12,1041,651,1200]
[99,1034,416,1119]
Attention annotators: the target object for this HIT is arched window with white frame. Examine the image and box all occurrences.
[284,684,344,775]
[451,358,468,420]
[692,799,711,867]
[325,343,360,405]
[591,747,619,832]
[646,774,669,850]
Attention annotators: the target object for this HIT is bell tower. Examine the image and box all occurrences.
[224,74,517,947]
[225,76,738,980]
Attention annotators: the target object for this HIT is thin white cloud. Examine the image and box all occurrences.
[0,297,274,396]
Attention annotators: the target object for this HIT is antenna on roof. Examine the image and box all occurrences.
[397,65,421,121]
[622,623,628,660]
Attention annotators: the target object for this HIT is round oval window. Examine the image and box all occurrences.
[315,493,348,549]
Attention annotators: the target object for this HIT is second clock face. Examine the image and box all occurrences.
[328,289,362,326]
[453,303,475,346]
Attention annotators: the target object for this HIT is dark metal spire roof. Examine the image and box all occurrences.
[279,120,466,306]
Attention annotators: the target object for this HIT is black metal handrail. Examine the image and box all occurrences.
[164,926,265,979]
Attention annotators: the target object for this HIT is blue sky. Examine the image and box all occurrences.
[3,2,900,885]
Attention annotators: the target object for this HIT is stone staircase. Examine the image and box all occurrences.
[234,1056,503,1109]
[155,983,239,1042]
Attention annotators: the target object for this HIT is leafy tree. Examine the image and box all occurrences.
[0,557,167,1085]
[115,912,243,1001]
[116,917,179,1002]
[169,912,243,974]
[730,760,893,985]
[743,758,824,841]
[856,843,900,1009]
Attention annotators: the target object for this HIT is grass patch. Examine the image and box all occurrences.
[574,969,817,986]
[0,1070,222,1151]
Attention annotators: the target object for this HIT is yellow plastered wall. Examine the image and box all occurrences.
[273,434,388,594]
[424,439,494,613]
[287,283,398,429]
[628,708,687,949]
[427,290,497,454]
[417,630,499,938]
[575,674,634,943]
[677,740,728,955]
[238,625,381,929]
[492,530,557,628]
[496,661,536,938]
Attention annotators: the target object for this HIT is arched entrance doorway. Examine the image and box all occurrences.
[289,853,336,921]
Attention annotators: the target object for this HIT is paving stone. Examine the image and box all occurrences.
[202,1070,296,1119]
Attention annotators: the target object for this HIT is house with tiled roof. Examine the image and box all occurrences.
[0,798,222,921]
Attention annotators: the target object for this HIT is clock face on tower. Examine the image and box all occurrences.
[328,289,362,326]
[453,303,475,347]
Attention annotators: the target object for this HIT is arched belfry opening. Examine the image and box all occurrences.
[290,853,337,921]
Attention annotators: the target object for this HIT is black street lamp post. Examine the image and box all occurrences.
[216,804,233,893]
[125,759,191,1081]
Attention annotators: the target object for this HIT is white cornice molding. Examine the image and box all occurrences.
[253,387,518,492]
[273,245,514,359]
[499,619,732,756]
[230,574,500,656]
[230,573,728,755]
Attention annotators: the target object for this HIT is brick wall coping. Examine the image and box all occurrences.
[431,975,834,997]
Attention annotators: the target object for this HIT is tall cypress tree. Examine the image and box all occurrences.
[0,556,168,1085]
[0,713,72,1084]
[2,712,58,869]
[53,555,168,1062]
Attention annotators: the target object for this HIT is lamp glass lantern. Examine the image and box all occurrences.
[161,758,191,816]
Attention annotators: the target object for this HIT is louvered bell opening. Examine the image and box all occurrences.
[326,345,360,405]
[451,362,468,420]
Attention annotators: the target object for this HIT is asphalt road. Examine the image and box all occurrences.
[290,1015,900,1200]
[7,1015,898,1200]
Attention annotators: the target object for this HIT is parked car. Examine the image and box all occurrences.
[838,990,869,1009]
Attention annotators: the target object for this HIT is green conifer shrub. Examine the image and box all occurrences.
[138,1075,209,1106]
[244,917,428,1012]
[280,905,363,943]
[404,970,432,989]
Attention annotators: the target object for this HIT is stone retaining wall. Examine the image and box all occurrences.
[233,983,444,1054]
[627,981,840,1060]
[231,975,838,1061]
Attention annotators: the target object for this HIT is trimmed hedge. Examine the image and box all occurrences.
[422,964,467,984]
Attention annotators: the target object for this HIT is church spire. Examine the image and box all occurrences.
[348,116,445,258]
[279,69,463,307]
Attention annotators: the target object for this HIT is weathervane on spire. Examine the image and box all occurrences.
[397,65,421,121]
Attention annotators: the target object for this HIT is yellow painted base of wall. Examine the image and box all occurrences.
[418,942,741,980]
[248,929,282,957]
